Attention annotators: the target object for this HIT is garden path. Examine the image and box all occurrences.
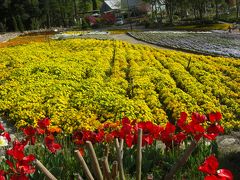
[0,33,22,43]
[110,33,166,49]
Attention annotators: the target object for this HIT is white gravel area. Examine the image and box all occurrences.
[0,32,22,43]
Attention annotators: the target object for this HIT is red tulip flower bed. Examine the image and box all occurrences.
[0,112,233,179]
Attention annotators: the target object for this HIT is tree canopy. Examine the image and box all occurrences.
[0,0,239,32]
[0,0,102,31]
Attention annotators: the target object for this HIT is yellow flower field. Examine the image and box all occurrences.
[0,39,239,133]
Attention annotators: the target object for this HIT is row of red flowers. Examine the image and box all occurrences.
[0,112,233,179]
[72,112,224,148]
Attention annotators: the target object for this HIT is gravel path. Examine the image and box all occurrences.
[110,34,165,49]
[0,32,22,43]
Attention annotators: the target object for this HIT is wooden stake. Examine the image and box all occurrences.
[120,139,124,159]
[35,159,57,180]
[75,150,94,180]
[136,129,143,180]
[111,161,118,180]
[164,140,198,180]
[101,156,112,180]
[86,141,103,180]
[115,139,125,180]
[73,173,84,180]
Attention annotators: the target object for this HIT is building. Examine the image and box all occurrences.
[100,0,122,13]
[100,0,150,14]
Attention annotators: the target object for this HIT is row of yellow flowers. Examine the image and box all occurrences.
[0,39,239,132]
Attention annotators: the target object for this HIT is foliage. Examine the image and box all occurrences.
[101,12,116,25]
[0,39,239,133]
[85,16,97,27]
[0,0,104,31]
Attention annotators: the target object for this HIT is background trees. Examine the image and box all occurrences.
[144,0,239,24]
[0,0,103,31]
[0,0,239,32]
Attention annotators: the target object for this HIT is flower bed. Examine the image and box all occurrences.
[129,31,240,58]
[0,112,234,179]
[0,39,239,132]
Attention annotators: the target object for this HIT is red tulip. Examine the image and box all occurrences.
[217,169,233,180]
[143,134,154,146]
[37,118,50,129]
[209,112,222,123]
[177,112,187,129]
[22,154,35,162]
[105,133,115,143]
[204,175,218,180]
[0,170,6,180]
[7,149,25,161]
[94,130,104,143]
[122,117,130,125]
[83,130,95,143]
[6,143,35,176]
[182,122,205,141]
[119,124,132,139]
[16,162,35,174]
[23,126,36,136]
[44,135,62,154]
[0,123,4,131]
[72,131,84,145]
[137,122,147,131]
[198,155,233,180]
[175,132,187,144]
[2,132,11,142]
[6,141,27,160]
[23,126,37,145]
[36,128,45,135]
[198,155,219,174]
[207,124,224,134]
[130,119,137,125]
[165,122,176,134]
[203,133,218,141]
[125,134,134,147]
[10,175,29,180]
[203,124,224,140]
[161,122,176,148]
[151,124,163,139]
[192,112,207,124]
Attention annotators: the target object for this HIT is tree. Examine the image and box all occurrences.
[237,0,240,20]
[215,0,220,19]
[91,0,97,10]
[165,0,174,24]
